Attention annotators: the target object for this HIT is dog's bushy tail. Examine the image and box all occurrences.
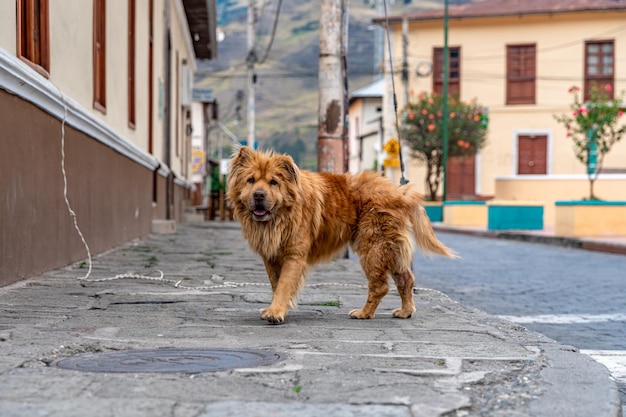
[402,186,457,258]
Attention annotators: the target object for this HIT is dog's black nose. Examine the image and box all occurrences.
[253,190,265,201]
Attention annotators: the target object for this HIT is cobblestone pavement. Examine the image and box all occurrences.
[0,221,621,417]
[412,232,626,416]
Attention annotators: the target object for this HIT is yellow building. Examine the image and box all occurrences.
[377,0,626,212]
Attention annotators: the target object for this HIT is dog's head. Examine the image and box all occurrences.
[227,146,300,222]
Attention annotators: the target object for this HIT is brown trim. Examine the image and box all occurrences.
[175,50,180,158]
[584,40,614,100]
[506,43,536,105]
[127,0,136,129]
[93,0,106,113]
[16,0,50,76]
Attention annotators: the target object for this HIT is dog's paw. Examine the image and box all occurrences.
[392,307,415,319]
[260,307,286,325]
[349,308,375,319]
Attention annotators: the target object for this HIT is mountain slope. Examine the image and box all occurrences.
[197,0,471,169]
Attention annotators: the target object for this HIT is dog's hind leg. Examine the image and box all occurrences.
[349,252,389,319]
[391,269,416,318]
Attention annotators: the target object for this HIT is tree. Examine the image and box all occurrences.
[554,85,626,200]
[401,92,488,201]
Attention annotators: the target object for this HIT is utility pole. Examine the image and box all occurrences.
[247,0,256,150]
[318,0,349,174]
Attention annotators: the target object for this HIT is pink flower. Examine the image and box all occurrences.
[619,111,624,118]
[605,84,613,93]
[568,86,580,93]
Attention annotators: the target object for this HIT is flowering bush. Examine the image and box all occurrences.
[554,84,626,199]
[401,92,487,200]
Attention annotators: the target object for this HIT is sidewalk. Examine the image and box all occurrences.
[432,224,626,256]
[0,220,621,417]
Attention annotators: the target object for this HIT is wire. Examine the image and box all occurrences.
[382,0,408,185]
[256,0,283,65]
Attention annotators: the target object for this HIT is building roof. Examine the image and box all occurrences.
[350,79,384,101]
[376,0,626,23]
[183,0,218,60]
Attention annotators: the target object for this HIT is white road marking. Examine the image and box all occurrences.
[581,350,626,381]
[497,313,626,324]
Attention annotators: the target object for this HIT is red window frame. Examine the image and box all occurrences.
[128,0,136,128]
[506,44,536,105]
[93,0,106,113]
[16,0,50,76]
[433,47,460,96]
[584,40,614,100]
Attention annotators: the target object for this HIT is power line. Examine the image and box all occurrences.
[256,0,283,65]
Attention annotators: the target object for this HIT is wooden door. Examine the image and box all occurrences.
[517,135,547,175]
[446,155,475,200]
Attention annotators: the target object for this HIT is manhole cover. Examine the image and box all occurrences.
[55,348,283,374]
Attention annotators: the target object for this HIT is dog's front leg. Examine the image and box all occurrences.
[260,258,307,324]
[262,258,281,292]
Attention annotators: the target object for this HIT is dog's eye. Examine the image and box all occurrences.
[247,177,255,184]
[269,179,278,186]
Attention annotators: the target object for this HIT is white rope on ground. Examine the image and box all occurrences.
[78,271,367,290]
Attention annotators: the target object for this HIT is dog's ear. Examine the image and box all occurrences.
[232,146,253,164]
[229,146,252,174]
[228,146,252,189]
[277,155,299,184]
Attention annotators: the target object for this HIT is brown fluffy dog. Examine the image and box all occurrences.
[227,146,455,324]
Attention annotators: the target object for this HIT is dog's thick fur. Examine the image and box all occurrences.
[227,146,455,324]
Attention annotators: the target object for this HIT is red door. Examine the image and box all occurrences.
[517,135,547,174]
[446,155,475,200]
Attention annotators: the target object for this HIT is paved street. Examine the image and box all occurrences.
[0,221,621,417]
[412,232,626,415]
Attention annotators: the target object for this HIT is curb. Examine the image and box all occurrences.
[432,224,626,256]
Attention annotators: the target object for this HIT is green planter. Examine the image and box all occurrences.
[487,201,544,231]
[423,202,443,222]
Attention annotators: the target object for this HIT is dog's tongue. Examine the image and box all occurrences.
[253,209,267,216]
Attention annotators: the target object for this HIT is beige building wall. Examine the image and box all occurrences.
[48,1,93,109]
[389,11,626,198]
[0,2,17,53]
[349,96,384,173]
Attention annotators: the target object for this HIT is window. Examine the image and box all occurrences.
[17,0,50,75]
[148,0,154,154]
[433,47,460,96]
[506,44,536,105]
[585,40,614,100]
[128,0,136,128]
[93,0,106,112]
